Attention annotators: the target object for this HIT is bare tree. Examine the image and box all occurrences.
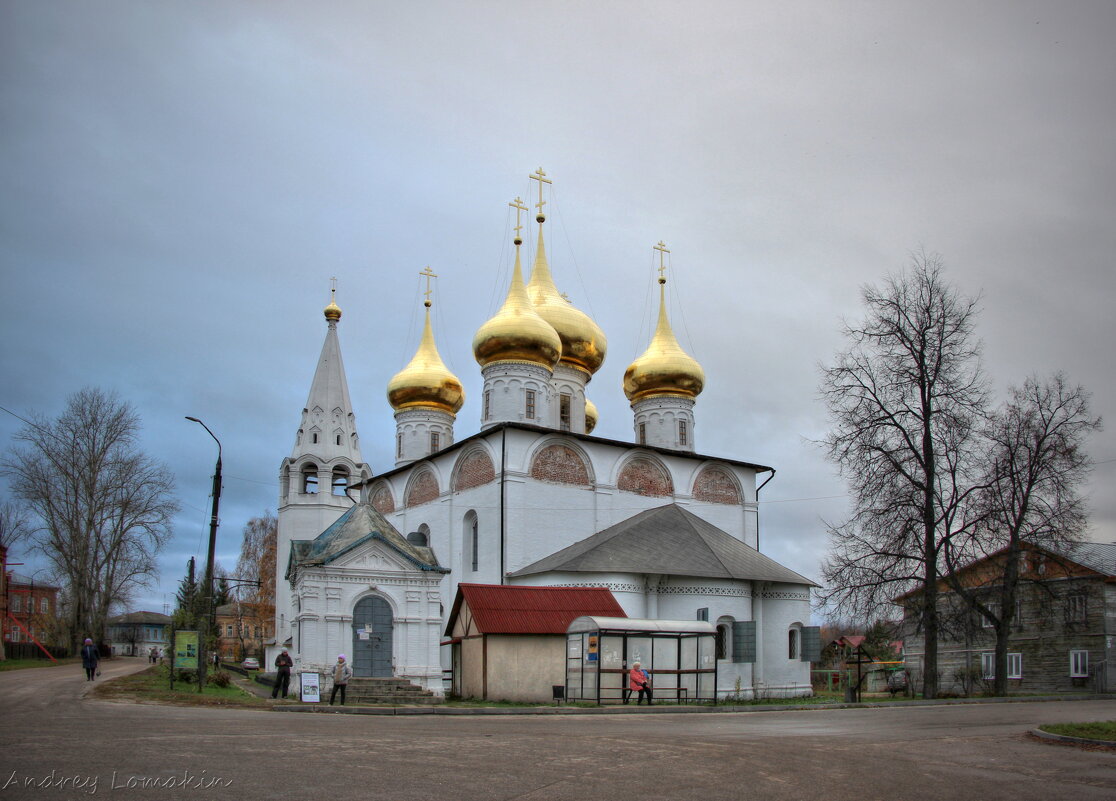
[0,500,32,553]
[2,388,179,650]
[818,252,988,698]
[234,512,276,656]
[943,374,1100,694]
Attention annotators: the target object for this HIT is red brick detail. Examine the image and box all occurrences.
[453,449,496,492]
[617,457,673,497]
[404,470,439,507]
[693,466,741,505]
[370,484,395,515]
[530,444,591,487]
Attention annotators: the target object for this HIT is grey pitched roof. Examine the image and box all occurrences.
[288,502,447,577]
[1050,541,1116,577]
[509,503,817,586]
[107,611,172,625]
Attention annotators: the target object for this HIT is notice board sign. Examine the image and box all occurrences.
[587,635,599,662]
[174,631,199,670]
[300,672,321,703]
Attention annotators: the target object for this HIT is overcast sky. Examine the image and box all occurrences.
[2,1,1113,620]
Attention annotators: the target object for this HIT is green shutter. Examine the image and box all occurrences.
[800,626,821,662]
[732,621,756,663]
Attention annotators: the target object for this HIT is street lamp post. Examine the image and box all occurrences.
[186,416,222,692]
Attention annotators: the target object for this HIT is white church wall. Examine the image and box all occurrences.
[756,582,813,698]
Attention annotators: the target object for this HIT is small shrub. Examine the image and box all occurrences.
[209,670,232,688]
[176,668,196,683]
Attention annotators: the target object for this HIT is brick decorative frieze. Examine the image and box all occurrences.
[370,483,395,515]
[692,465,742,505]
[404,469,440,507]
[453,448,496,492]
[529,443,592,487]
[617,456,674,497]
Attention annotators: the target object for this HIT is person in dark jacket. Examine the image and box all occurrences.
[81,638,99,681]
[273,649,294,699]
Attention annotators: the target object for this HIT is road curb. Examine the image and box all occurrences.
[266,692,1116,716]
[1030,728,1116,748]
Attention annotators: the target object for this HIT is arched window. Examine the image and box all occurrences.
[716,622,733,661]
[463,511,479,572]
[331,468,349,497]
[302,464,318,494]
[788,628,799,660]
[407,523,431,547]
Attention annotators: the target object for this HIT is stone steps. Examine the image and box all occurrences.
[341,677,442,705]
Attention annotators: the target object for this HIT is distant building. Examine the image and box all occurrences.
[897,541,1116,694]
[2,571,61,649]
[215,602,273,661]
[106,611,172,657]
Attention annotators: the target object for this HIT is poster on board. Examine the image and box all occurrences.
[300,672,321,703]
[174,631,199,670]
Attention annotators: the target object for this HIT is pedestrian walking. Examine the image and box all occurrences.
[273,649,294,699]
[81,638,99,681]
[329,654,352,706]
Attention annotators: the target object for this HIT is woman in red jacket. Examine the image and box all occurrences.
[627,661,652,705]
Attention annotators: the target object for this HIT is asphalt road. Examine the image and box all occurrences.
[2,658,1115,801]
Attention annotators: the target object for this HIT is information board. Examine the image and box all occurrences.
[300,672,321,703]
[173,631,199,670]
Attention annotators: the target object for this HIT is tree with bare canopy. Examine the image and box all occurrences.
[233,511,277,657]
[818,253,988,699]
[2,388,179,651]
[942,374,1100,695]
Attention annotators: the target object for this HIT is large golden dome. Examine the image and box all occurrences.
[526,227,607,375]
[388,304,465,414]
[623,279,705,402]
[473,246,561,370]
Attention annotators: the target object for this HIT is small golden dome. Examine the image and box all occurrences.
[584,397,598,434]
[526,226,607,375]
[623,280,705,402]
[324,293,342,322]
[473,246,561,370]
[388,306,465,414]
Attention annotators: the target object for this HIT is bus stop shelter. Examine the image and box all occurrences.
[565,616,717,704]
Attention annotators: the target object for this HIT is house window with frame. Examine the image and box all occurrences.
[430,431,440,452]
[226,625,233,637]
[981,603,999,628]
[397,433,403,458]
[1007,653,1022,679]
[11,596,19,614]
[40,598,48,613]
[1070,650,1089,677]
[678,420,688,447]
[788,629,799,660]
[638,422,647,445]
[559,394,571,431]
[1067,594,1087,623]
[483,390,491,421]
[716,624,730,660]
[981,652,995,679]
[525,389,536,420]
[696,607,709,622]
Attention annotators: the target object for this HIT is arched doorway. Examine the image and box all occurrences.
[351,596,394,677]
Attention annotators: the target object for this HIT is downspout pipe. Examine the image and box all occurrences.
[755,468,775,552]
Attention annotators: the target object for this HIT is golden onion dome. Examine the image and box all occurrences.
[623,279,705,402]
[473,246,561,370]
[584,397,598,434]
[324,292,342,322]
[387,303,465,414]
[526,226,607,375]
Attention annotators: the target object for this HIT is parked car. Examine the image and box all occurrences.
[242,657,260,670]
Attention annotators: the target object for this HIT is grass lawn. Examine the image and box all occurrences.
[1039,721,1116,742]
[0,657,80,672]
[92,665,272,709]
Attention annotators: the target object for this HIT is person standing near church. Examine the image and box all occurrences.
[81,638,99,681]
[273,649,294,699]
[329,654,352,705]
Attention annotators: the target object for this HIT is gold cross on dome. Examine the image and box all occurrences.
[653,241,670,281]
[419,266,437,303]
[530,167,552,215]
[330,276,338,301]
[509,197,528,240]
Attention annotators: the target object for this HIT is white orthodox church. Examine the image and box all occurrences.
[273,172,818,700]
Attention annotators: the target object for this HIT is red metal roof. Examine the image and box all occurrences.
[447,583,626,636]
